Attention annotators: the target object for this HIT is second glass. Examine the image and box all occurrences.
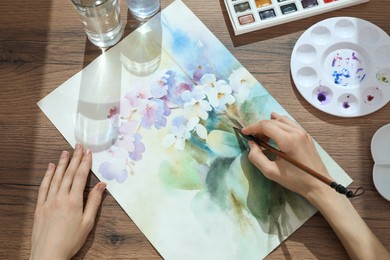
[71,0,123,48]
[126,0,160,20]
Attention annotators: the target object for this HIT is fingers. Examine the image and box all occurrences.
[45,145,92,200]
[247,141,278,182]
[271,112,300,129]
[37,163,56,207]
[83,182,106,230]
[59,144,84,194]
[70,149,92,198]
[47,151,70,198]
[242,119,290,143]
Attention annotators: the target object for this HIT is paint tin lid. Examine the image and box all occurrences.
[371,123,390,201]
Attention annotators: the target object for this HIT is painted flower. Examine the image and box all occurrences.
[160,70,192,105]
[150,73,169,99]
[128,133,145,161]
[124,84,152,108]
[228,67,257,102]
[98,146,129,183]
[192,65,212,83]
[99,160,128,183]
[138,98,170,129]
[206,82,235,111]
[162,116,207,150]
[182,85,212,120]
[162,117,192,150]
[199,73,218,90]
[199,74,235,110]
[114,120,139,151]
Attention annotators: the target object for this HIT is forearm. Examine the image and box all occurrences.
[307,189,390,260]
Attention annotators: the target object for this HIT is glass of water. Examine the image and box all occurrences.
[126,0,160,20]
[71,0,124,48]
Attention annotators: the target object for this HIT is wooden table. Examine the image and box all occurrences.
[1,0,389,259]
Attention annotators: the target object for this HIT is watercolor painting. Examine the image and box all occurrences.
[38,1,352,259]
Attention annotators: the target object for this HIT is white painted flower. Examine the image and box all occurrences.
[200,74,224,96]
[228,67,257,102]
[206,82,235,111]
[200,74,235,110]
[162,116,208,150]
[162,123,191,150]
[182,85,212,120]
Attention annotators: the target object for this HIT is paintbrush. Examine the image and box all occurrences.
[233,126,363,198]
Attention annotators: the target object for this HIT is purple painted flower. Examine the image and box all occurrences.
[114,120,139,151]
[192,65,211,83]
[128,133,145,161]
[99,160,128,183]
[167,82,192,105]
[115,135,135,151]
[139,99,170,129]
[119,120,139,136]
[151,77,169,99]
[159,70,193,105]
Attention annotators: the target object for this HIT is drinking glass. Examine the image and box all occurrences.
[126,0,160,20]
[71,0,124,48]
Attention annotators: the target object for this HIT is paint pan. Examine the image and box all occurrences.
[224,0,369,35]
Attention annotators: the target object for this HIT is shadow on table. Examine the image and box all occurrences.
[265,213,349,259]
[0,0,55,258]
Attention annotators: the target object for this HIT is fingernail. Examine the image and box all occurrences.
[98,182,107,191]
[75,143,81,150]
[48,163,55,170]
[86,149,91,155]
[60,151,69,158]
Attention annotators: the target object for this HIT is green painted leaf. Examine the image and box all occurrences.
[205,157,235,210]
[207,130,241,158]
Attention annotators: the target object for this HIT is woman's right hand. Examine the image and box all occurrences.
[241,112,331,200]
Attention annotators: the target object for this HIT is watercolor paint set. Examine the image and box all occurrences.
[224,0,369,35]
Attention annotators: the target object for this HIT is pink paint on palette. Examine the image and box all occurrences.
[224,0,369,35]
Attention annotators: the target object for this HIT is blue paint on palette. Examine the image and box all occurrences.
[330,50,366,87]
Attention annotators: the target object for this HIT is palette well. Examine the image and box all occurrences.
[224,0,369,35]
[290,17,390,117]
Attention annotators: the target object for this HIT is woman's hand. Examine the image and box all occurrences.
[242,112,330,199]
[30,144,106,260]
[243,112,390,259]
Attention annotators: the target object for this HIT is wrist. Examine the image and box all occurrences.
[304,184,352,217]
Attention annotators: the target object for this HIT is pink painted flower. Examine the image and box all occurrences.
[124,84,152,108]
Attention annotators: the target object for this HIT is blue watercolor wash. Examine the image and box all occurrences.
[171,29,194,56]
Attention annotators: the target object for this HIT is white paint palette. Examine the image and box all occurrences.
[371,124,390,201]
[224,0,369,35]
[291,17,390,117]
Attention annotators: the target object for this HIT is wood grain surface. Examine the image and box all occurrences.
[0,0,389,259]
